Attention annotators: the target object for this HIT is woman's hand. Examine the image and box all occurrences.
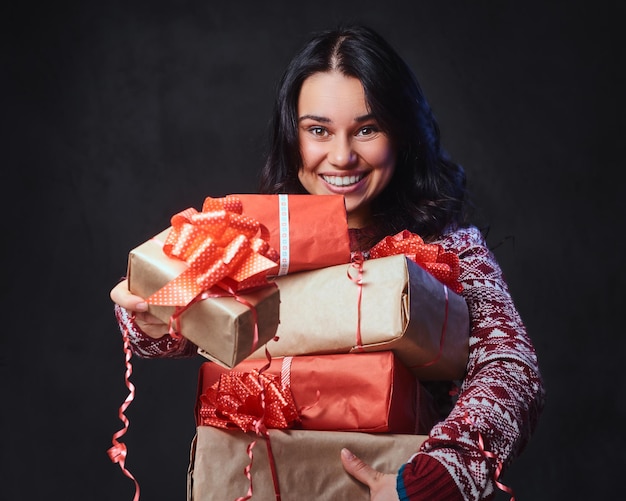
[341,448,400,501]
[110,279,169,339]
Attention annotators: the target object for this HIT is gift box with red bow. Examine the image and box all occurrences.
[128,227,280,368]
[127,194,352,367]
[196,352,439,435]
[187,426,428,501]
[246,249,470,380]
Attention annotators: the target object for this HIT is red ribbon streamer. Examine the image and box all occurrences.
[464,415,516,500]
[107,324,140,501]
[370,230,463,293]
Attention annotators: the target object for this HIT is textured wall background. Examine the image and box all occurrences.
[2,0,623,499]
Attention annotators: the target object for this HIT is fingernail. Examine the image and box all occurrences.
[341,448,355,460]
[136,301,148,311]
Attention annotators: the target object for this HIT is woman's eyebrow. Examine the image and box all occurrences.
[354,113,376,123]
[298,113,376,123]
[298,114,330,123]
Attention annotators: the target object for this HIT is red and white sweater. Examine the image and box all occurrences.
[114,225,545,501]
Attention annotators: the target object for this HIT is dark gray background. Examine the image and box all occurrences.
[2,0,624,499]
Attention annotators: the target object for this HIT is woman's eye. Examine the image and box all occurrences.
[357,126,379,137]
[309,126,328,137]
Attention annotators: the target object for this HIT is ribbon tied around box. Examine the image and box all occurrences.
[146,196,280,307]
[348,229,461,366]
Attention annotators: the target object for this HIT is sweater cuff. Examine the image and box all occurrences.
[397,453,463,501]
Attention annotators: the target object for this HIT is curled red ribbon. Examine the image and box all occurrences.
[147,196,279,307]
[370,230,462,293]
[107,324,140,501]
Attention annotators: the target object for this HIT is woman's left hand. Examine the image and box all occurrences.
[341,448,400,501]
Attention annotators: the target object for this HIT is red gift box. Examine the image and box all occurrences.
[234,194,351,275]
[195,352,438,434]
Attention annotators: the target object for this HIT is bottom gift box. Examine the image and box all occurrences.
[187,426,428,500]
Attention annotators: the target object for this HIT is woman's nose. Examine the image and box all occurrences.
[328,137,357,168]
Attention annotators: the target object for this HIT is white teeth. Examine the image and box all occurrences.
[322,174,364,186]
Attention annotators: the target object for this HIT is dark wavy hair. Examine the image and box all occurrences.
[258,24,470,242]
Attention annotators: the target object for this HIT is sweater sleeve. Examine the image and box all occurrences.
[398,226,545,501]
[114,304,198,358]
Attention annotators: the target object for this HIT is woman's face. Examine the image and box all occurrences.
[297,71,396,228]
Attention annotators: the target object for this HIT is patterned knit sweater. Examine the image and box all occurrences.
[114,225,545,501]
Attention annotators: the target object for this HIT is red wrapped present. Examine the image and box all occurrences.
[234,193,351,275]
[196,352,439,434]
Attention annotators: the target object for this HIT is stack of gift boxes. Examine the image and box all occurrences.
[127,194,470,500]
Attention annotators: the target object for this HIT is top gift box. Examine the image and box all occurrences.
[127,194,352,367]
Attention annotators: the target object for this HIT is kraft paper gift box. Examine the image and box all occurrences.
[196,352,439,434]
[187,427,428,501]
[127,228,281,368]
[248,254,470,381]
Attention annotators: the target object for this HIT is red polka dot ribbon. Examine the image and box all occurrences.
[147,196,280,306]
[369,230,463,293]
[198,369,300,432]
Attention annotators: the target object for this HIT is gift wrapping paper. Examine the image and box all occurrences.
[249,254,470,380]
[187,427,428,501]
[196,352,438,434]
[234,193,351,275]
[128,228,280,367]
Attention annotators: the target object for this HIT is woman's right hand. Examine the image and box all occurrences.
[110,279,169,339]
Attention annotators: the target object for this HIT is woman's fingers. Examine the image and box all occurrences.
[110,279,148,312]
[110,279,169,338]
[341,449,400,501]
[134,311,169,339]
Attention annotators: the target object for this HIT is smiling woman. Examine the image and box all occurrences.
[297,71,396,228]
[110,23,545,501]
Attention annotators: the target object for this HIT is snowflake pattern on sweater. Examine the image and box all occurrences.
[399,226,545,500]
[114,225,545,501]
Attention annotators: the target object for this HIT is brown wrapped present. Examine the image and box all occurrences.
[128,228,280,367]
[248,254,470,380]
[187,427,427,500]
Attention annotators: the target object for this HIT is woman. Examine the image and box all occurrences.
[111,24,545,501]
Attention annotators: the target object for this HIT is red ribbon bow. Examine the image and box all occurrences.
[147,196,279,306]
[199,369,300,433]
[369,230,463,293]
